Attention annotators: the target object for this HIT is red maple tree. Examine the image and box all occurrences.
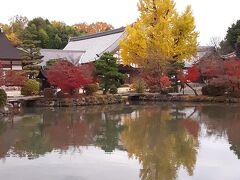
[185,65,200,82]
[201,58,240,93]
[178,65,200,96]
[5,71,27,86]
[0,62,27,87]
[199,59,224,79]
[0,63,4,86]
[47,60,94,94]
[160,75,172,88]
[224,58,240,78]
[143,72,172,92]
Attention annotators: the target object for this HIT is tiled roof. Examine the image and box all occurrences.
[69,27,125,41]
[40,49,86,66]
[0,32,23,60]
[64,27,126,64]
[185,46,215,68]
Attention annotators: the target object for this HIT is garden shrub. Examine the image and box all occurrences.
[148,85,160,93]
[229,90,240,98]
[132,79,145,93]
[43,88,55,98]
[0,89,7,107]
[109,85,118,94]
[56,91,65,98]
[84,83,99,95]
[21,79,40,96]
[202,85,226,96]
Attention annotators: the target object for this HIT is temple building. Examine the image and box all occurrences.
[63,27,125,64]
[38,27,215,86]
[0,29,23,70]
[40,49,86,66]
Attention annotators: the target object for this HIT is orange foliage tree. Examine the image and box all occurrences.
[0,63,27,87]
[5,71,27,86]
[74,22,114,34]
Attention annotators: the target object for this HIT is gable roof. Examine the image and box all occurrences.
[40,49,86,66]
[185,46,215,68]
[64,27,125,64]
[0,31,23,60]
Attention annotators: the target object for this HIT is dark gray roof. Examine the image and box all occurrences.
[40,49,86,66]
[69,27,125,42]
[64,27,126,64]
[0,32,23,60]
[185,46,215,68]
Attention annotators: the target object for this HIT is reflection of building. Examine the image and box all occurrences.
[0,29,23,70]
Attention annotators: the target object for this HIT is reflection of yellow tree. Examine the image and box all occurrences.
[121,106,199,180]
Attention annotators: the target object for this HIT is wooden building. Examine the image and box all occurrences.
[0,29,23,70]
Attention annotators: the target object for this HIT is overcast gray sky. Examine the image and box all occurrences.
[1,0,240,45]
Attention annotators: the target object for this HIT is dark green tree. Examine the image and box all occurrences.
[217,20,240,54]
[95,52,126,94]
[224,20,240,52]
[38,28,49,48]
[23,18,83,49]
[21,39,42,79]
[53,34,62,49]
[235,36,240,58]
[167,60,185,92]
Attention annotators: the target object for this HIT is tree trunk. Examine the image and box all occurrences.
[185,82,198,96]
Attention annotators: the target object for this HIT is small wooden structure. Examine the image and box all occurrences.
[8,96,42,108]
[0,29,23,70]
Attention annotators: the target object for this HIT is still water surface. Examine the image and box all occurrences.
[0,103,240,180]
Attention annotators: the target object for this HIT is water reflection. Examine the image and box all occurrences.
[0,103,240,179]
[121,104,199,180]
[199,105,240,159]
[0,105,132,159]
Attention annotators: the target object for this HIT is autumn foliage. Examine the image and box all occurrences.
[160,75,172,88]
[183,57,240,96]
[0,63,4,86]
[0,63,27,87]
[5,71,27,86]
[143,72,171,92]
[179,65,200,83]
[74,22,114,34]
[179,118,200,138]
[47,60,94,94]
[177,65,200,96]
[199,57,240,95]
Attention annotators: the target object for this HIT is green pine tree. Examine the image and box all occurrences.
[21,39,42,79]
[95,52,126,94]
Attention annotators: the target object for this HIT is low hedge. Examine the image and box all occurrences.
[43,88,55,98]
[84,84,99,96]
[109,85,118,94]
[0,89,7,107]
[21,79,40,96]
[202,85,226,96]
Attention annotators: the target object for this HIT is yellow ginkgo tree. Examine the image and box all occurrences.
[120,0,198,77]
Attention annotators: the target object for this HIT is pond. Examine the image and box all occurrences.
[0,102,240,180]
